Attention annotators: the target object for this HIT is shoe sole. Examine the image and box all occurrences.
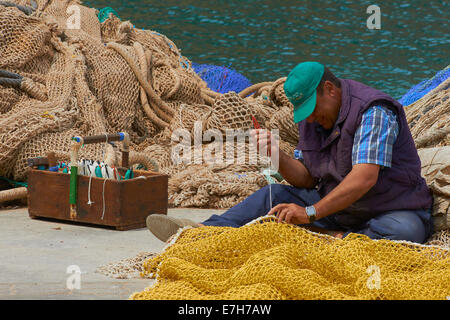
[146,214,184,242]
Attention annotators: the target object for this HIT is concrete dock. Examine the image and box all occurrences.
[0,206,223,299]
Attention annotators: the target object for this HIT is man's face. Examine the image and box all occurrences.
[305,81,341,130]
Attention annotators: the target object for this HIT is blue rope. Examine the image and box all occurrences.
[399,65,450,106]
[191,63,252,94]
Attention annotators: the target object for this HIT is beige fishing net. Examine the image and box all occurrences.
[3,0,445,301]
[96,251,157,280]
[404,77,450,233]
[0,1,285,204]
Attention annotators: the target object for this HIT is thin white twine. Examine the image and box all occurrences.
[101,177,107,220]
[266,130,273,210]
[87,171,94,205]
[100,133,109,219]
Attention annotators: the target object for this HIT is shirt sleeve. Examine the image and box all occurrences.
[352,105,399,168]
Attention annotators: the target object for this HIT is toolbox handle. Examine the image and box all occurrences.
[71,132,130,168]
[72,132,125,145]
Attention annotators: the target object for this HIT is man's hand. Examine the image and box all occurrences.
[267,203,310,225]
[250,129,316,189]
[250,129,279,158]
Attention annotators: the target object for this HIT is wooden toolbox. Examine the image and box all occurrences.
[27,132,168,230]
[27,169,168,230]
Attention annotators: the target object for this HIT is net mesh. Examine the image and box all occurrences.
[131,217,450,300]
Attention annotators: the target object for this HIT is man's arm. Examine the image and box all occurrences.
[278,150,317,189]
[268,163,380,225]
[314,163,379,219]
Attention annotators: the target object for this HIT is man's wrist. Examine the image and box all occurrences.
[305,205,317,223]
[313,202,326,220]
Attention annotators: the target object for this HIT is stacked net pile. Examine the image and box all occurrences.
[405,76,450,234]
[95,251,157,279]
[0,0,298,209]
[130,217,450,300]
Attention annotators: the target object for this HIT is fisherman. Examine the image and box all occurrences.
[146,61,434,244]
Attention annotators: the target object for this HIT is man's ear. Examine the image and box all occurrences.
[324,80,333,95]
[324,80,337,97]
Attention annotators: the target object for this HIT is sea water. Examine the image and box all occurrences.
[85,0,449,99]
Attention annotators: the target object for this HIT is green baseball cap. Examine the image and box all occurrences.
[284,62,325,123]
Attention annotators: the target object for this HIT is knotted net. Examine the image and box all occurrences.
[0,0,295,209]
[131,217,450,300]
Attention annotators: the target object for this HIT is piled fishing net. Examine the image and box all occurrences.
[404,77,450,233]
[130,216,450,300]
[406,77,450,148]
[1,0,445,301]
[0,0,294,210]
[95,251,157,279]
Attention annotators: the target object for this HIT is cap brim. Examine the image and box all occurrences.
[293,91,316,123]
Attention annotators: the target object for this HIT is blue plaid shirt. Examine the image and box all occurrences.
[294,105,399,168]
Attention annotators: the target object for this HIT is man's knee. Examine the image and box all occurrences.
[368,211,428,243]
[265,183,289,197]
[259,184,290,203]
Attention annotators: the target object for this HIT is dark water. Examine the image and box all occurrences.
[84,0,449,99]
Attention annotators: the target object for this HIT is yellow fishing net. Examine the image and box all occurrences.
[130,217,450,300]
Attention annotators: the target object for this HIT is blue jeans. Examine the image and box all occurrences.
[202,184,434,244]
